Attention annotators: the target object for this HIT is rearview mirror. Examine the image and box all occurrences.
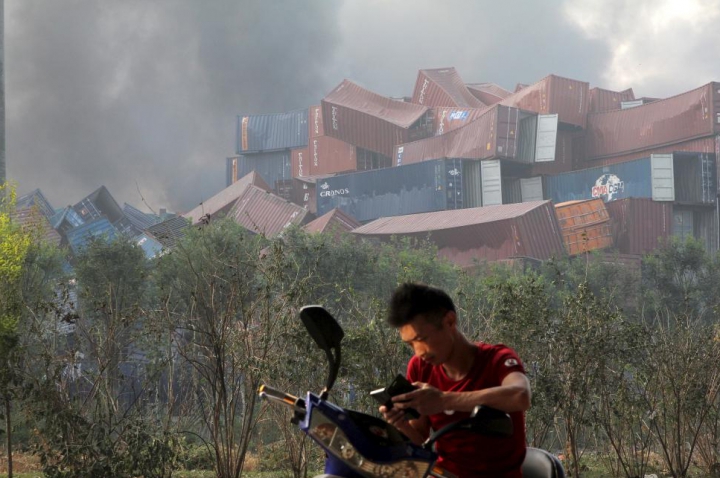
[300,305,344,351]
[299,305,344,400]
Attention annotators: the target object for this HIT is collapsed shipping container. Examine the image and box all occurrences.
[544,153,717,204]
[303,208,361,238]
[228,185,312,237]
[236,108,308,153]
[461,159,544,208]
[73,186,137,237]
[395,105,552,166]
[351,201,565,267]
[226,152,292,198]
[500,74,590,129]
[585,82,720,160]
[672,204,719,252]
[583,135,718,167]
[66,217,118,254]
[315,158,465,223]
[411,67,486,108]
[465,83,513,106]
[431,107,488,136]
[321,79,432,158]
[17,189,55,221]
[588,87,635,113]
[185,171,271,225]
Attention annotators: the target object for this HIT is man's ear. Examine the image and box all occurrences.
[444,310,457,329]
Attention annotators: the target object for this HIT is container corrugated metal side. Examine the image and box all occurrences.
[290,178,317,214]
[562,222,614,255]
[582,136,717,167]
[589,87,635,113]
[309,105,325,138]
[606,198,672,255]
[321,80,431,158]
[291,148,310,178]
[236,108,309,153]
[395,105,524,165]
[66,218,118,253]
[465,83,513,105]
[672,205,719,252]
[555,199,610,229]
[412,68,486,108]
[500,75,590,129]
[316,158,464,222]
[544,157,653,203]
[235,151,292,193]
[308,136,358,176]
[585,83,716,160]
[229,185,312,237]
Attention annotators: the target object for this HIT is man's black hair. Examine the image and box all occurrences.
[387,282,456,328]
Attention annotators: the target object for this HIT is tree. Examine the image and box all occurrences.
[0,184,32,478]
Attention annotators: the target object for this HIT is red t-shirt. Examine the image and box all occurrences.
[407,343,526,478]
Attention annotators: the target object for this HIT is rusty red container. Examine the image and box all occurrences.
[500,74,590,129]
[605,197,673,255]
[396,105,525,165]
[309,105,325,138]
[585,83,720,160]
[466,83,512,105]
[321,79,431,158]
[352,201,565,266]
[411,67,486,108]
[589,87,635,113]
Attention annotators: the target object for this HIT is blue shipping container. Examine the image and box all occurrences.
[545,157,652,204]
[316,158,464,222]
[236,109,308,153]
[66,217,118,254]
[234,151,292,190]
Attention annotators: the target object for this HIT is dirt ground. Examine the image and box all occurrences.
[0,452,42,473]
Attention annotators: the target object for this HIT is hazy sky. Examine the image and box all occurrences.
[6,0,719,213]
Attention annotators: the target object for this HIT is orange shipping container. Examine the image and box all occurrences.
[562,222,614,256]
[555,199,610,230]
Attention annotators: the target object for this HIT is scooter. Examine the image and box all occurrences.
[259,305,564,478]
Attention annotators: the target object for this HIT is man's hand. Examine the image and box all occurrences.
[379,404,409,428]
[392,382,447,416]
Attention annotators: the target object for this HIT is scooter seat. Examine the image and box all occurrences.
[521,447,565,478]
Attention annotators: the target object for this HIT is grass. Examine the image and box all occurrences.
[0,473,294,478]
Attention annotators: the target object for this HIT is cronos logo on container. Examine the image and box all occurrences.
[319,182,350,198]
[591,174,625,201]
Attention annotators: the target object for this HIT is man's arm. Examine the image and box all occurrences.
[379,406,431,445]
[394,372,531,416]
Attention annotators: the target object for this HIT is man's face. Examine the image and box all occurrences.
[398,312,455,366]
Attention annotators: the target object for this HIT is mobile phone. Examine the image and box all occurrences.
[370,374,420,419]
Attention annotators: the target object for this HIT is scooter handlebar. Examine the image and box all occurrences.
[258,384,306,412]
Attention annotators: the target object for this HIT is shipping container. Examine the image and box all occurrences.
[546,153,716,205]
[146,216,190,249]
[530,129,580,175]
[184,170,271,225]
[135,233,164,259]
[228,185,312,237]
[351,201,565,266]
[562,222,614,255]
[229,151,292,195]
[585,82,720,160]
[321,80,432,158]
[395,105,541,165]
[589,87,635,113]
[17,189,55,221]
[500,74,590,129]
[123,203,162,231]
[411,68,486,108]
[11,206,62,246]
[303,208,361,238]
[672,204,719,252]
[236,108,308,153]
[51,206,85,236]
[290,176,324,214]
[605,198,673,255]
[356,147,392,171]
[465,83,512,105]
[315,158,465,223]
[292,136,358,178]
[555,199,610,229]
[66,217,118,254]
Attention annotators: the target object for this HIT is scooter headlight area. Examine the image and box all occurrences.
[302,393,436,478]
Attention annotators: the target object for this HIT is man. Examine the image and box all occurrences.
[380,283,530,478]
